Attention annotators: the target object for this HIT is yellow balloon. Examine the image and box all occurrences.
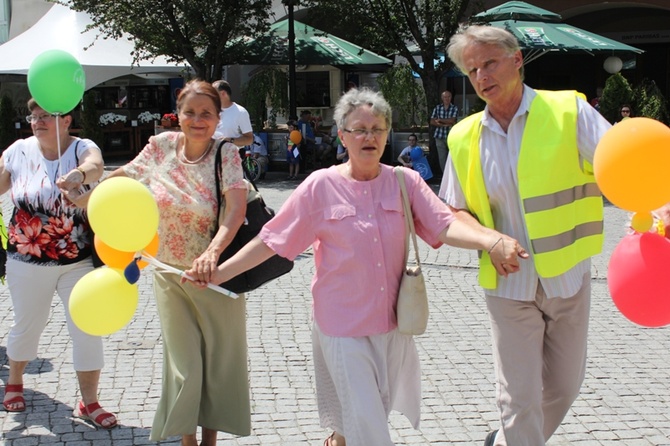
[88,177,159,252]
[69,267,139,336]
[631,212,654,233]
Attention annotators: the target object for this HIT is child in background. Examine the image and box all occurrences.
[286,121,300,180]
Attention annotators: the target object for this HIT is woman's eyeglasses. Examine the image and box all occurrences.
[343,128,388,139]
[26,113,55,124]
[621,109,631,114]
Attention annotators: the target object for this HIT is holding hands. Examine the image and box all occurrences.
[57,167,87,207]
[188,248,221,285]
[486,234,529,277]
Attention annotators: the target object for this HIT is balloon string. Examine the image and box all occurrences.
[137,252,239,299]
[56,114,63,179]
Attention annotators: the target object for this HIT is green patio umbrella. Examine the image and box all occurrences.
[473,1,562,23]
[472,1,643,63]
[234,19,392,66]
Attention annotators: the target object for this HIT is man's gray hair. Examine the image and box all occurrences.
[334,88,392,130]
[447,25,523,78]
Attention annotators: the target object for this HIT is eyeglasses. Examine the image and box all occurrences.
[26,113,55,124]
[343,128,388,139]
[621,109,631,114]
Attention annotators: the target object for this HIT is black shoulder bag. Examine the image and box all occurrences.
[214,140,294,293]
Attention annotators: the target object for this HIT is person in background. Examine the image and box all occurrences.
[335,139,348,163]
[430,90,459,173]
[297,110,316,146]
[440,25,611,446]
[332,123,348,163]
[397,133,420,168]
[0,99,115,428]
[94,80,250,446]
[186,88,525,446]
[297,110,317,170]
[286,120,301,180]
[249,133,269,179]
[212,79,253,147]
[618,104,633,122]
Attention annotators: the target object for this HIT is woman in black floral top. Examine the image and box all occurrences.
[0,98,116,429]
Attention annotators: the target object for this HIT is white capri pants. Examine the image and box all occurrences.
[6,258,104,371]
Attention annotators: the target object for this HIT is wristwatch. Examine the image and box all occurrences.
[76,166,87,182]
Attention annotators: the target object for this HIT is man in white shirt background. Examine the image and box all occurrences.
[212,80,253,147]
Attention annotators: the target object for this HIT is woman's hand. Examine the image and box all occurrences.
[189,248,220,284]
[56,168,85,191]
[653,203,670,238]
[487,234,529,277]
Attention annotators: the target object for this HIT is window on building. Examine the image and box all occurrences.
[295,71,331,107]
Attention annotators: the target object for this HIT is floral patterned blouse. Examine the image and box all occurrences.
[122,132,246,268]
[3,136,99,266]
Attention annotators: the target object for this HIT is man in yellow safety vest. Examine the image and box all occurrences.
[439,25,611,446]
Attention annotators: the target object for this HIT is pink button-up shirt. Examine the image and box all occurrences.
[260,164,454,337]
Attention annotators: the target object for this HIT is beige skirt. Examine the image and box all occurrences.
[150,271,250,441]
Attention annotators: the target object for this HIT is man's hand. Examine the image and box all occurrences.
[487,234,530,277]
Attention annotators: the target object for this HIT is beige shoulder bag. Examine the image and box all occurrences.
[394,167,429,335]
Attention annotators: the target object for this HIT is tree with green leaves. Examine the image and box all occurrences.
[243,67,289,129]
[632,79,670,125]
[79,92,103,147]
[303,0,474,123]
[0,95,17,152]
[599,73,633,124]
[377,64,427,129]
[60,0,273,81]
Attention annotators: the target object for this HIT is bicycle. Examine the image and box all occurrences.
[240,146,262,182]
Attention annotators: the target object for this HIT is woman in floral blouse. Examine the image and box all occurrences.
[0,98,116,428]
[105,79,249,446]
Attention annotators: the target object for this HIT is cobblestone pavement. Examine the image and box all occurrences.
[1,171,669,445]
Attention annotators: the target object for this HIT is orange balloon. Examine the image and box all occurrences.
[594,117,670,212]
[289,130,302,145]
[94,232,159,269]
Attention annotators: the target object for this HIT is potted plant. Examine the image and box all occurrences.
[99,112,128,129]
[138,111,161,125]
[161,113,178,128]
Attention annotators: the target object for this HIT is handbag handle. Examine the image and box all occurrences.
[394,167,421,268]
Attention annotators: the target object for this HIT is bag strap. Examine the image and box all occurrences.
[214,138,227,227]
[394,167,421,268]
[215,139,266,227]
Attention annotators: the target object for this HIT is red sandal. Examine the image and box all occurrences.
[73,400,118,429]
[3,384,26,412]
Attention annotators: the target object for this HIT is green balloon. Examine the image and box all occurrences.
[27,50,85,114]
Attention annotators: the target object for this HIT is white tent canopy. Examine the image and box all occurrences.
[0,4,188,89]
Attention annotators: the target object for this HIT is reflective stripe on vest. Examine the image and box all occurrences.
[448,90,604,288]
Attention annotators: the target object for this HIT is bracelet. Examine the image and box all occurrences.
[76,166,86,183]
[487,237,503,253]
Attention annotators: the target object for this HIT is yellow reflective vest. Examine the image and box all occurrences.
[448,90,604,289]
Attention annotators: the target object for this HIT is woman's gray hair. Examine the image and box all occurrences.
[333,88,392,130]
[447,25,523,78]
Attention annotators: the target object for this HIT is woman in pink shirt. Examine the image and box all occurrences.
[188,88,525,446]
